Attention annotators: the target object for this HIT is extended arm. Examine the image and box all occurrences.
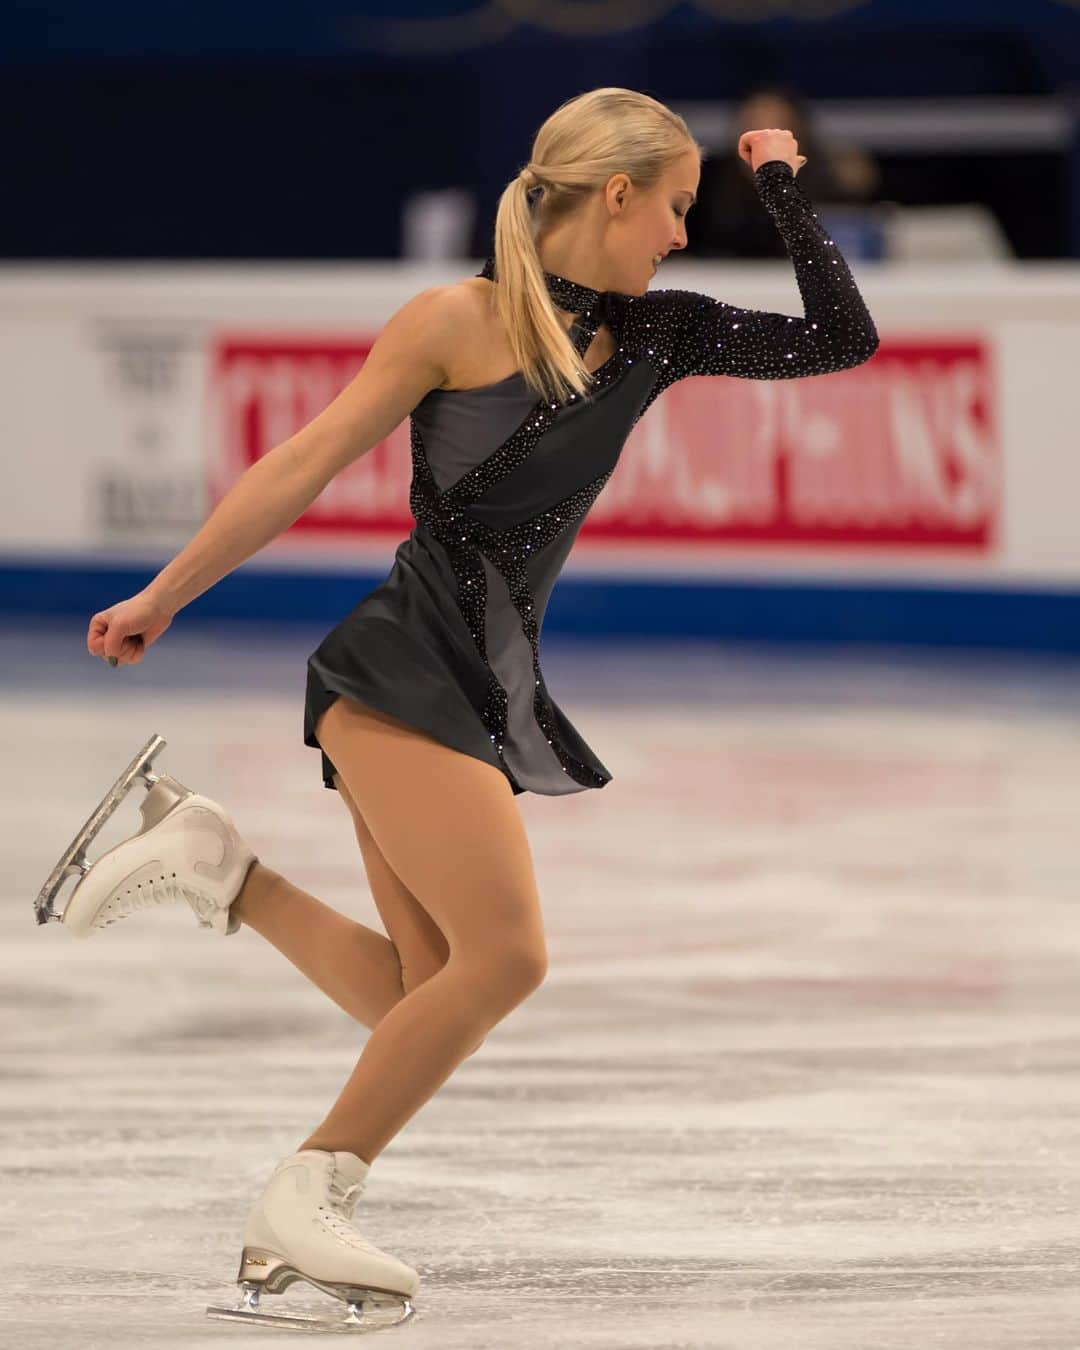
[652,159,879,383]
[88,287,457,665]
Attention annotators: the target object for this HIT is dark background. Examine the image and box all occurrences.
[5,0,1080,260]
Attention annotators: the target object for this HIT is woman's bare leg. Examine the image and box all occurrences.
[329,771,453,997]
[229,752,483,1050]
[329,771,485,1054]
[230,861,405,1031]
[296,693,548,1165]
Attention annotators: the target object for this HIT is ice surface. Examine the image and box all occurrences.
[1,618,1078,1348]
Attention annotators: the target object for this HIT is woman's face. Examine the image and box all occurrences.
[608,146,700,295]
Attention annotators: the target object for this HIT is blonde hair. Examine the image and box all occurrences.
[489,87,703,407]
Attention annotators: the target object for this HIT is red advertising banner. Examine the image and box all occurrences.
[208,333,999,551]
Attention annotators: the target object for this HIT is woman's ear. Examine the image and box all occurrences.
[606,172,632,213]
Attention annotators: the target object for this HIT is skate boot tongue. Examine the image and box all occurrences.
[322,1150,370,1220]
[331,1151,370,1187]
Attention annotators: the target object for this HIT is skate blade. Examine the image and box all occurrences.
[33,733,168,926]
[206,1280,415,1331]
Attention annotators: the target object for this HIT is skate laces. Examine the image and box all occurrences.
[316,1168,385,1254]
[316,1204,386,1255]
[326,1170,367,1220]
[100,875,218,927]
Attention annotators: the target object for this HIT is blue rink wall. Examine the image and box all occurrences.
[2,559,1079,654]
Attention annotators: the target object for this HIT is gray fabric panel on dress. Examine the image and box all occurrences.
[410,321,584,496]
[478,551,581,795]
[412,380,539,494]
[523,508,586,626]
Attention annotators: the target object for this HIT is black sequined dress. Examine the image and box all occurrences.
[304,160,879,796]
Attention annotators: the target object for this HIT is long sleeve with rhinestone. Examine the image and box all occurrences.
[666,159,879,381]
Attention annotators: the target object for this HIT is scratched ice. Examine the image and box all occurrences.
[2,617,1079,1348]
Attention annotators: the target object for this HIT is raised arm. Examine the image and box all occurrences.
[647,159,879,384]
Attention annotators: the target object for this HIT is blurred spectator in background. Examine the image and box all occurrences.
[690,83,881,258]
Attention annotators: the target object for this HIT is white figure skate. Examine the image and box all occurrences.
[206,1148,419,1329]
[33,733,257,938]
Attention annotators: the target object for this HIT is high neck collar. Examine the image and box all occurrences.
[477,254,618,317]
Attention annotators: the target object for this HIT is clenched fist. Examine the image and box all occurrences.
[738,128,808,176]
[87,589,174,667]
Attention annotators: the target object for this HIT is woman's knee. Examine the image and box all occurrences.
[503,941,549,993]
[401,943,545,1000]
[398,949,446,997]
[454,940,548,1007]
[323,718,548,998]
[393,959,485,1059]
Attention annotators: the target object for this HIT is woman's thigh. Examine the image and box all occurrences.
[315,693,547,972]
[332,769,449,992]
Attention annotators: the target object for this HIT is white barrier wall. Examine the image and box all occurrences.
[0,260,1076,591]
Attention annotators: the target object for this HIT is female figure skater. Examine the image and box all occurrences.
[54,87,876,1327]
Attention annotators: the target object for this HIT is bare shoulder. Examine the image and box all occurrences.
[277,283,474,484]
[410,278,492,330]
[380,283,460,371]
[444,275,496,310]
[431,276,521,390]
[388,279,496,390]
[433,277,498,339]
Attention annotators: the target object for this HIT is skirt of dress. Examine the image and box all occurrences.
[302,525,613,798]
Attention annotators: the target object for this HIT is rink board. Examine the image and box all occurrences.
[0,261,1076,648]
